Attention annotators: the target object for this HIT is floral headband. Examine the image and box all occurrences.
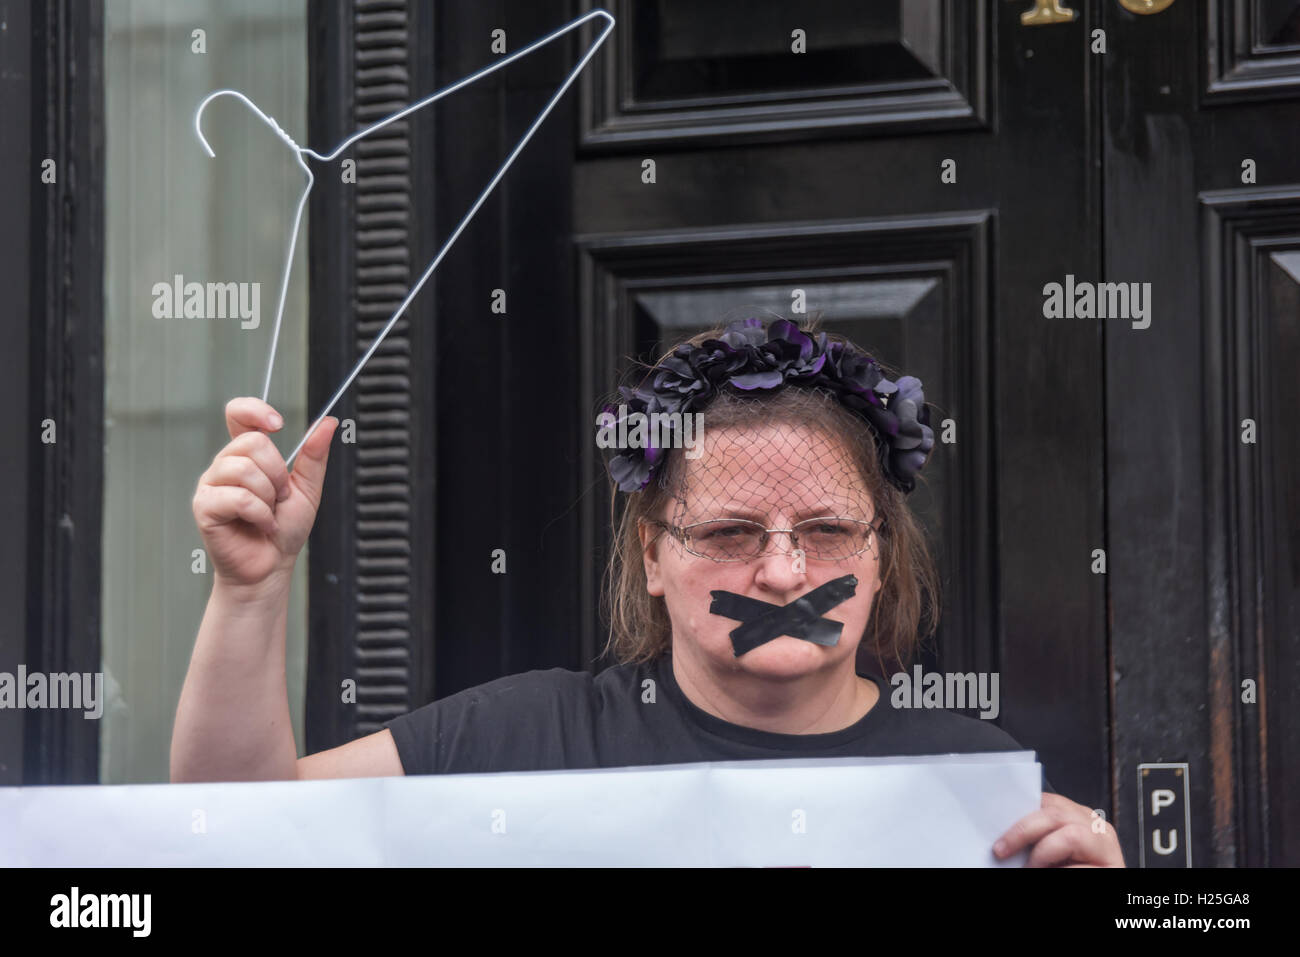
[600,318,935,495]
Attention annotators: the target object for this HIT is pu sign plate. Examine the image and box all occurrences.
[1137,763,1191,867]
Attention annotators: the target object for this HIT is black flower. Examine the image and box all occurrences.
[651,352,710,403]
[717,317,766,349]
[885,376,934,488]
[598,318,934,494]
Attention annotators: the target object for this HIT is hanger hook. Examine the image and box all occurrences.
[194,88,302,158]
[193,8,616,467]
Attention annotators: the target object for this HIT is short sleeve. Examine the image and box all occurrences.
[383,668,599,775]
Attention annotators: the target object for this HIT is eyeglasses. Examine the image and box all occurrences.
[649,516,881,563]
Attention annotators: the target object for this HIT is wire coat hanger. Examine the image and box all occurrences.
[195,8,615,467]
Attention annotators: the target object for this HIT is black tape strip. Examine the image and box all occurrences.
[728,575,858,652]
[708,574,859,657]
[708,593,844,648]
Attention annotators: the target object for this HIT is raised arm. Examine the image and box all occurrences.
[171,398,402,781]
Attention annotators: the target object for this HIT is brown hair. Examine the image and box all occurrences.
[599,321,940,676]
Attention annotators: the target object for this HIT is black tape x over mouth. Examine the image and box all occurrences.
[708,574,859,657]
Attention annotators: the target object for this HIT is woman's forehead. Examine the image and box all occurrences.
[674,424,872,517]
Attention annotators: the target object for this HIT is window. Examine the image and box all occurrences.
[101,0,308,782]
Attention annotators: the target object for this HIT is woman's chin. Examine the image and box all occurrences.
[726,636,839,678]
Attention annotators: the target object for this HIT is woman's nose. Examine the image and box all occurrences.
[751,535,808,590]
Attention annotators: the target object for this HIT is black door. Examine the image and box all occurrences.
[1103,0,1300,867]
[303,0,1299,867]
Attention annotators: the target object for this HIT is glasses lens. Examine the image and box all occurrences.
[686,520,765,561]
[795,518,872,561]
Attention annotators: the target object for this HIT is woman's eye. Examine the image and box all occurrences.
[808,521,850,536]
[700,523,752,540]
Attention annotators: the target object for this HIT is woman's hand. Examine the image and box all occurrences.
[192,397,337,592]
[994,792,1126,867]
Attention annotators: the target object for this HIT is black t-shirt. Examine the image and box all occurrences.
[385,654,1055,792]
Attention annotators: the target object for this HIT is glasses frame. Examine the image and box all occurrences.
[648,515,883,564]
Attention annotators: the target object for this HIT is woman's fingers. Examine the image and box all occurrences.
[1024,822,1093,868]
[225,397,284,440]
[219,431,290,503]
[204,455,278,509]
[193,485,278,539]
[994,792,1125,867]
[994,793,1075,859]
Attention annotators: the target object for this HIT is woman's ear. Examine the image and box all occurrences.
[639,520,666,597]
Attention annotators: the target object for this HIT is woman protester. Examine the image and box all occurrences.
[173,316,1124,867]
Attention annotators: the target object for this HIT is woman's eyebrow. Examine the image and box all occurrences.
[690,502,866,523]
[789,504,835,519]
[792,504,868,521]
[689,503,765,522]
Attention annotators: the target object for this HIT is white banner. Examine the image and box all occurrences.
[0,753,1041,867]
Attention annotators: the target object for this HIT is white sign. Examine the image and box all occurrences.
[0,753,1041,866]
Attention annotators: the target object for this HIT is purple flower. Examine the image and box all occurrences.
[598,318,935,494]
[831,349,885,398]
[686,340,748,389]
[651,353,709,403]
[766,319,813,358]
[886,376,934,489]
[608,452,653,492]
[717,317,766,349]
[729,369,785,390]
[760,321,829,381]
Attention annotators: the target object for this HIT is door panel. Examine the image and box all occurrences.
[580,0,987,147]
[1105,0,1300,865]
[575,212,995,687]
[1201,187,1300,864]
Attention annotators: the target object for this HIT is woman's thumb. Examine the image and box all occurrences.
[291,416,338,504]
